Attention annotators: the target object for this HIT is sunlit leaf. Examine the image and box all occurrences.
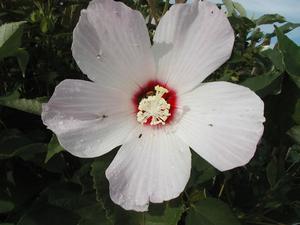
[0,21,26,59]
[241,70,282,96]
[233,2,246,17]
[276,27,300,88]
[0,90,46,115]
[255,14,286,25]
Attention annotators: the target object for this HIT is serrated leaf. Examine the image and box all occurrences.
[45,135,64,163]
[275,27,300,88]
[90,157,110,202]
[0,21,26,59]
[77,203,112,225]
[255,14,286,25]
[144,201,185,225]
[186,198,241,225]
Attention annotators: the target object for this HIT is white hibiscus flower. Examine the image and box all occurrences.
[42,0,265,211]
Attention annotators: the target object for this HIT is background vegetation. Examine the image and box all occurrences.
[0,0,300,224]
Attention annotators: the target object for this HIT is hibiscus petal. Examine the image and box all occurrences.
[72,0,155,94]
[175,81,265,171]
[42,79,138,157]
[106,129,191,211]
[153,0,234,94]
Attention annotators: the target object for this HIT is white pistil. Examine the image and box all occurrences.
[137,85,171,126]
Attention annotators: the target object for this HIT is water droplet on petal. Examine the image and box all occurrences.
[96,50,103,60]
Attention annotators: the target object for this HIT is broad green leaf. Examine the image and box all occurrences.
[0,129,46,159]
[90,157,111,202]
[186,198,241,225]
[77,203,112,225]
[275,27,300,88]
[0,200,14,213]
[45,135,64,163]
[255,14,285,25]
[261,48,284,72]
[0,21,26,59]
[189,152,217,186]
[0,90,46,115]
[241,70,282,96]
[144,201,185,225]
[287,126,300,145]
[90,155,116,222]
[112,201,185,225]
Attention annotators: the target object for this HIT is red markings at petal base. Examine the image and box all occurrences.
[132,80,177,126]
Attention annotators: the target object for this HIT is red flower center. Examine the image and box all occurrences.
[132,80,177,126]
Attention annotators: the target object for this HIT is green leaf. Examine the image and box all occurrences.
[287,145,300,163]
[144,201,185,225]
[90,157,111,202]
[292,100,300,124]
[275,27,300,88]
[266,157,278,187]
[233,2,246,17]
[223,0,234,16]
[266,22,300,38]
[189,152,217,186]
[241,70,282,97]
[17,204,79,225]
[260,47,284,72]
[0,199,15,213]
[0,21,26,59]
[77,203,112,225]
[255,14,286,25]
[186,198,241,225]
[0,90,46,115]
[45,135,64,163]
[287,125,300,144]
[0,129,46,159]
[112,201,185,225]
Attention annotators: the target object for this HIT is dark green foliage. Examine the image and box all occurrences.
[0,0,300,224]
